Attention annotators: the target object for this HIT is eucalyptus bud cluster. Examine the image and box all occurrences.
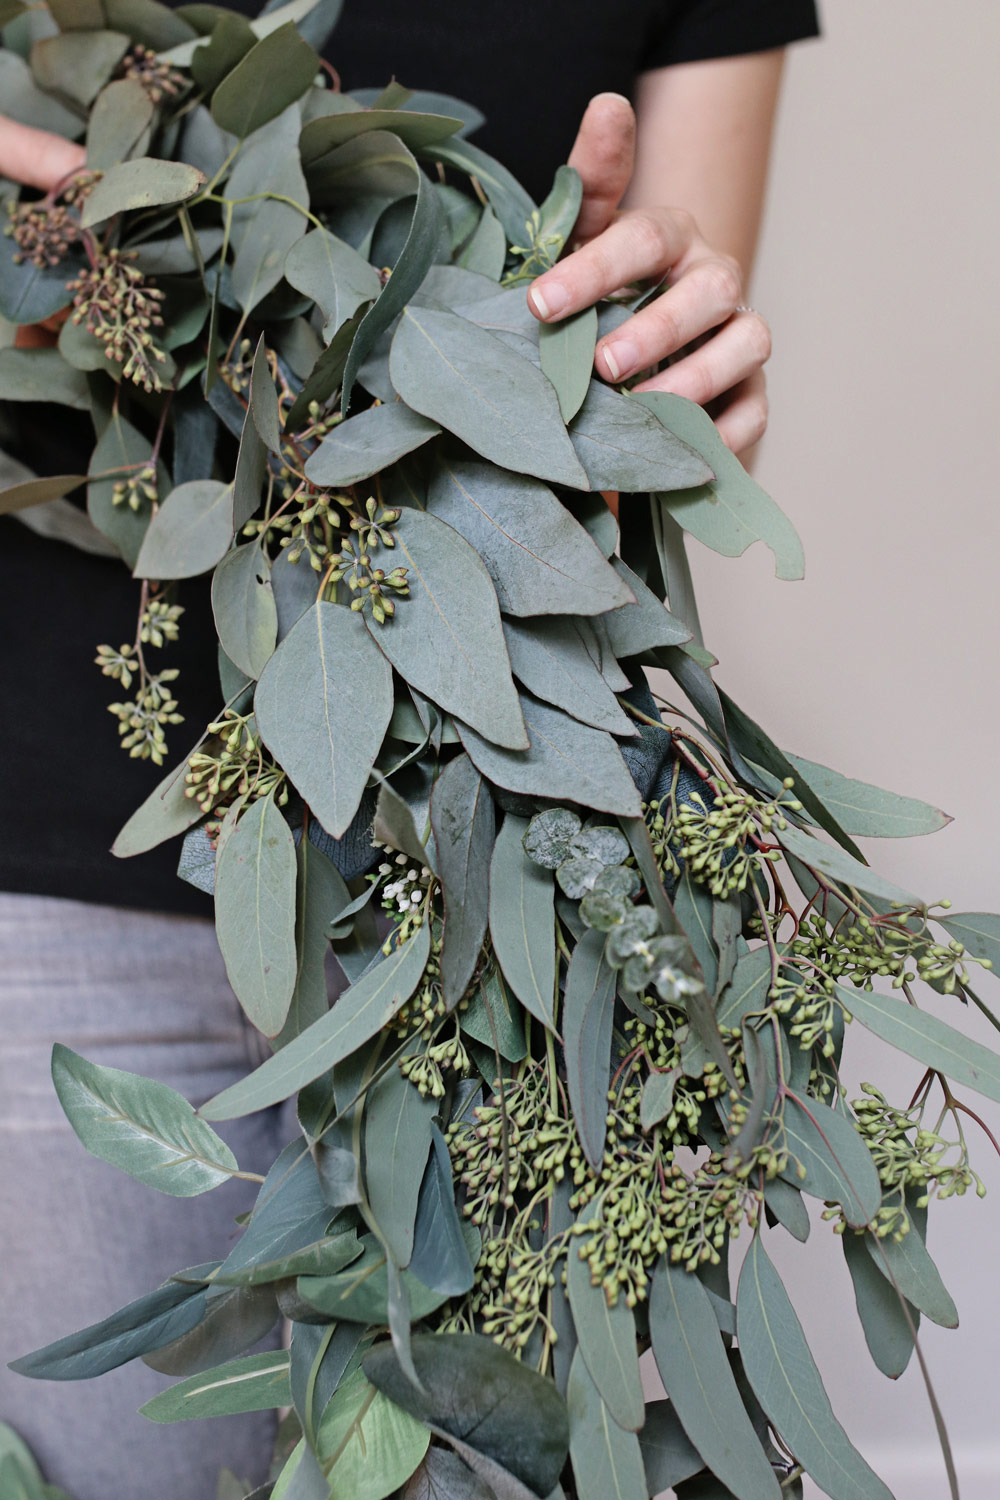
[112,464,158,513]
[328,498,409,623]
[117,43,185,102]
[5,199,78,268]
[69,249,168,393]
[139,599,183,648]
[674,783,792,898]
[401,1028,471,1099]
[767,969,842,1056]
[184,711,287,819]
[106,670,183,765]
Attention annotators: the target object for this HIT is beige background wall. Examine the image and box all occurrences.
[670,3,1000,1495]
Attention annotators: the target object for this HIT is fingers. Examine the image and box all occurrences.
[633,309,771,408]
[714,370,770,456]
[0,115,86,193]
[595,253,743,382]
[529,205,699,323]
[566,92,636,244]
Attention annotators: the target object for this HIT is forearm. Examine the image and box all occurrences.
[626,50,786,278]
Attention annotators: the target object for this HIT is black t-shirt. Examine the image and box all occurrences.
[0,0,819,915]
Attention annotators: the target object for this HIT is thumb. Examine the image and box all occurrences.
[0,115,86,193]
[566,93,636,245]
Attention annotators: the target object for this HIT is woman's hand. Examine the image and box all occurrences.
[528,94,771,455]
[0,113,85,193]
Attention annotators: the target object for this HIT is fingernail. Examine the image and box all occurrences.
[602,340,638,381]
[531,281,568,320]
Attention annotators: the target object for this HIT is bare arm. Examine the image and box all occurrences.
[627,51,786,278]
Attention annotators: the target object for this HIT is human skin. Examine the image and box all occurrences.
[530,54,786,454]
[1,54,783,444]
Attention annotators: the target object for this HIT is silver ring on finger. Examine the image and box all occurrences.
[735,304,760,316]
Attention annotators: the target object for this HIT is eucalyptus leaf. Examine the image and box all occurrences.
[299,1235,448,1325]
[408,1124,476,1297]
[780,754,951,839]
[422,136,536,244]
[403,1448,495,1500]
[0,49,83,136]
[0,348,90,409]
[284,225,381,338]
[539,305,597,423]
[315,1366,430,1500]
[674,868,719,997]
[111,739,208,857]
[210,22,319,137]
[777,822,919,906]
[51,1043,239,1196]
[639,1400,706,1495]
[81,158,205,228]
[501,618,634,736]
[457,205,506,279]
[565,1228,643,1431]
[460,969,527,1063]
[390,305,588,489]
[89,411,167,569]
[364,1065,437,1267]
[779,1094,881,1228]
[842,1232,917,1379]
[939,911,1000,971]
[638,392,804,581]
[737,1238,893,1500]
[31,28,129,108]
[305,401,440,486]
[649,1258,781,1500]
[300,107,463,157]
[458,694,642,817]
[364,1334,569,1499]
[142,1281,279,1376]
[201,922,431,1119]
[227,103,310,311]
[427,453,632,617]
[364,507,527,750]
[563,929,617,1170]
[488,815,556,1031]
[275,837,347,1048]
[0,474,86,516]
[566,1351,647,1500]
[9,1279,207,1382]
[600,557,692,656]
[430,753,495,1009]
[211,541,278,679]
[254,601,394,838]
[568,382,712,493]
[864,1222,958,1327]
[139,1349,292,1423]
[134,478,234,579]
[839,983,1000,1105]
[762,1178,810,1244]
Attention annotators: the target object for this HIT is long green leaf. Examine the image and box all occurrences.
[304,401,440,486]
[842,1232,917,1379]
[539,305,597,423]
[201,921,431,1118]
[430,754,495,1009]
[940,911,1000,971]
[316,1366,430,1496]
[840,983,1000,1104]
[139,1349,292,1422]
[10,1279,207,1381]
[254,600,394,838]
[737,1237,893,1500]
[565,1230,643,1431]
[780,754,950,838]
[364,1065,436,1266]
[566,1350,647,1500]
[779,1094,882,1228]
[568,381,712,492]
[864,1225,958,1328]
[211,541,277,679]
[488,815,556,1031]
[284,225,381,339]
[408,1124,475,1297]
[649,1259,780,1500]
[81,157,204,227]
[214,792,298,1037]
[777,822,919,907]
[563,930,618,1170]
[211,22,318,137]
[133,478,234,580]
[501,617,633,735]
[51,1044,238,1197]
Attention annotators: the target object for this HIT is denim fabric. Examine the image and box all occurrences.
[0,892,286,1500]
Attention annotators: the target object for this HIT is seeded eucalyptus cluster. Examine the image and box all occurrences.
[3,5,1000,1500]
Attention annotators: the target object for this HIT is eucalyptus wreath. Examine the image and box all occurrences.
[3,4,1000,1500]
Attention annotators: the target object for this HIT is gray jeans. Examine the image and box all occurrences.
[0,892,287,1500]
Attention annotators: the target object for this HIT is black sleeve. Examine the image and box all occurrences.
[643,0,820,70]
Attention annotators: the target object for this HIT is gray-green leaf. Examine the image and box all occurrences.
[284,225,381,338]
[51,1044,238,1196]
[501,617,634,736]
[842,1232,917,1379]
[838,983,1000,1105]
[211,22,319,137]
[430,754,495,1009]
[864,1223,958,1327]
[649,1258,781,1500]
[488,815,556,1031]
[139,1349,292,1423]
[779,1094,881,1228]
[566,1350,647,1500]
[364,1065,436,1267]
[563,930,618,1170]
[568,382,712,492]
[427,452,632,616]
[639,392,804,581]
[305,401,440,487]
[776,822,919,907]
[565,1229,643,1430]
[364,507,527,750]
[201,921,431,1118]
[254,601,393,838]
[458,694,642,817]
[737,1237,893,1500]
[134,479,234,580]
[81,157,204,227]
[539,305,597,423]
[211,542,277,679]
[214,793,298,1037]
[390,305,588,488]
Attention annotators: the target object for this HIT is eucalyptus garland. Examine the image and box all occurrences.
[3,4,1000,1500]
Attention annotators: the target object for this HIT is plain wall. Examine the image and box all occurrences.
[668,2,1000,1495]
